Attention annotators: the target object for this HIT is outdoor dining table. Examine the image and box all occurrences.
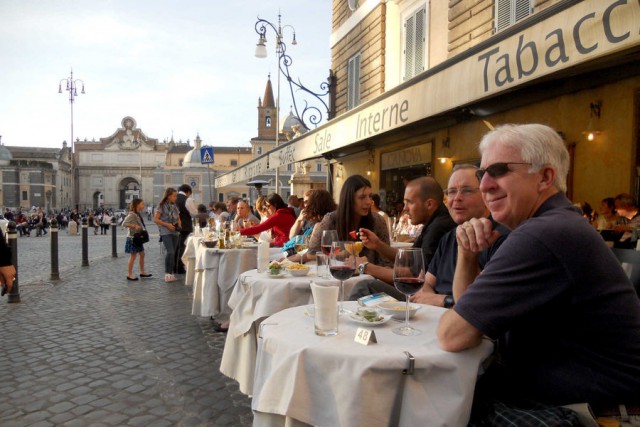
[184,235,282,320]
[220,267,374,396]
[251,302,494,427]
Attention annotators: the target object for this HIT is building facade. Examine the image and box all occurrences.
[217,0,640,212]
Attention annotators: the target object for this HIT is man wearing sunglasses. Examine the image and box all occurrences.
[437,124,640,423]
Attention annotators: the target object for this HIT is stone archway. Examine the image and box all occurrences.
[93,191,104,210]
[119,178,140,209]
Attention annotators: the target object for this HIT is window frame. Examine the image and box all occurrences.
[495,0,533,33]
[347,52,361,110]
[402,4,427,81]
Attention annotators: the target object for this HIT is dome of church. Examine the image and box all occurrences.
[182,135,206,168]
[281,111,308,134]
[0,144,13,166]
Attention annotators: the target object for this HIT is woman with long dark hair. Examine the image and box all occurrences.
[153,188,181,282]
[309,175,391,266]
[239,193,296,247]
[123,198,152,281]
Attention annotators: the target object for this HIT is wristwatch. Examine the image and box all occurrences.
[443,295,455,309]
[358,261,369,275]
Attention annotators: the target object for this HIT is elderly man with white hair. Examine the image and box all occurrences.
[438,124,640,424]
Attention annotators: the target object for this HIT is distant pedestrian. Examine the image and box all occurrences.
[101,212,111,235]
[0,228,16,295]
[123,199,152,281]
[154,188,180,283]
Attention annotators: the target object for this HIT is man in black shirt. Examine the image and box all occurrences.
[350,176,456,297]
[175,184,196,275]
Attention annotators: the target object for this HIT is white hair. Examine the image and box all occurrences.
[478,124,569,192]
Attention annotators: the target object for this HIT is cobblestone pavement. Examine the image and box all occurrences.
[0,227,253,426]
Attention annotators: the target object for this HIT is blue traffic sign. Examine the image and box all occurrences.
[200,147,214,164]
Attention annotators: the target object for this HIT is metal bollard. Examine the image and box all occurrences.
[111,217,118,258]
[81,217,89,267]
[50,218,60,281]
[6,221,20,303]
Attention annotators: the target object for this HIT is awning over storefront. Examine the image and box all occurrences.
[216,0,640,188]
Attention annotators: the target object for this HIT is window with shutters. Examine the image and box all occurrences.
[316,162,323,172]
[495,0,532,32]
[347,53,361,111]
[403,5,426,81]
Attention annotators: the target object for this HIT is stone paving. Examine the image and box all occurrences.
[0,226,253,426]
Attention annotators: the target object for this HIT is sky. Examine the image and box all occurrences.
[0,0,332,149]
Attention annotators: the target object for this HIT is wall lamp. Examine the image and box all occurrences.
[582,101,602,141]
[437,136,451,164]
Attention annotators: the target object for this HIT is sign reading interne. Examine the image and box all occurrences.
[217,0,640,187]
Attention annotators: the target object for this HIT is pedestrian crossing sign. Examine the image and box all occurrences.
[200,147,214,165]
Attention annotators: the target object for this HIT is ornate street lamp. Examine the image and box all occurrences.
[254,13,335,194]
[58,68,85,209]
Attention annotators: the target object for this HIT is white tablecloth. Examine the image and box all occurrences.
[187,237,284,320]
[183,235,284,288]
[252,302,494,427]
[182,235,203,287]
[220,269,375,396]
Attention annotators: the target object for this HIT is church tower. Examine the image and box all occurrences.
[257,74,277,140]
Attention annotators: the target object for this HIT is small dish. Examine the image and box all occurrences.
[267,271,286,278]
[348,312,392,326]
[377,302,421,319]
[201,240,218,248]
[286,264,310,277]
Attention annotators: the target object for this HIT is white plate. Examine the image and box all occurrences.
[348,313,392,326]
[265,272,286,278]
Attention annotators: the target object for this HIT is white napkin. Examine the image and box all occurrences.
[258,231,272,243]
[311,281,339,330]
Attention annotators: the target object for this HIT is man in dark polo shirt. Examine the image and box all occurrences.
[438,124,640,423]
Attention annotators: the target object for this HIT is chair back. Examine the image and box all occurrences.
[611,248,640,296]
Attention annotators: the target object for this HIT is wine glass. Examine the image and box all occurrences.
[392,248,425,336]
[321,230,338,257]
[329,241,357,314]
[293,235,309,264]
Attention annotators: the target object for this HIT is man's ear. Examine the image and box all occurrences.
[425,198,436,212]
[538,166,556,192]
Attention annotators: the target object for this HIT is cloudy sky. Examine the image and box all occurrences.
[0,0,332,149]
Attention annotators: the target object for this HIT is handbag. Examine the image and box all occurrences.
[132,213,150,246]
[133,230,150,246]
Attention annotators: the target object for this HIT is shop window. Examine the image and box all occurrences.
[403,5,426,81]
[495,0,532,32]
[347,53,361,110]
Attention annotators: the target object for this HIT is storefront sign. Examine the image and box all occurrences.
[215,155,268,187]
[217,0,640,187]
[381,143,432,171]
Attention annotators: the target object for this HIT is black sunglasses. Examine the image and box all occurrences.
[475,162,532,181]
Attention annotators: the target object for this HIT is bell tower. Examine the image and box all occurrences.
[257,74,277,140]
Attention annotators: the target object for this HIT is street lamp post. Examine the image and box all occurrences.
[254,13,334,195]
[58,68,85,210]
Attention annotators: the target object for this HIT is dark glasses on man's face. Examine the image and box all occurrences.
[475,162,532,181]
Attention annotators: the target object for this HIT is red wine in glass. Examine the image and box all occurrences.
[330,265,355,281]
[321,245,332,256]
[393,248,425,336]
[393,277,423,295]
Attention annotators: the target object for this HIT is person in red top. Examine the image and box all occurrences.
[239,193,296,247]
